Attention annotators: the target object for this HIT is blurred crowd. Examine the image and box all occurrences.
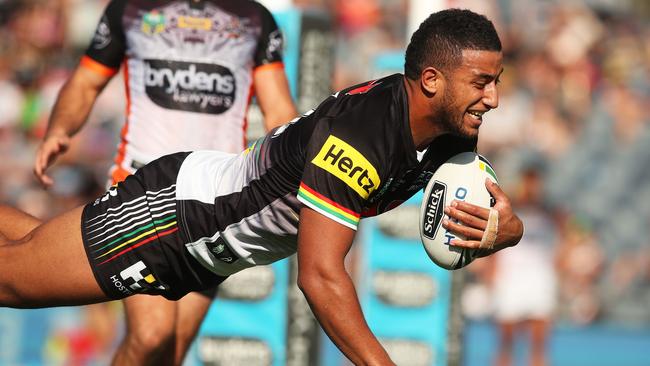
[1,0,649,335]
[0,0,123,218]
[464,0,650,328]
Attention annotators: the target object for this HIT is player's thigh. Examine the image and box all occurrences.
[123,294,177,336]
[0,206,107,307]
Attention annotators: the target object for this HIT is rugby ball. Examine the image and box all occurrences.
[419,152,498,270]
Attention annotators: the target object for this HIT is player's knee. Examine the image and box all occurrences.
[125,320,176,353]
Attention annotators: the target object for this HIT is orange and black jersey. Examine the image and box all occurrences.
[82,0,285,181]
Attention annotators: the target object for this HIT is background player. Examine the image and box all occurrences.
[491,164,558,366]
[32,1,296,365]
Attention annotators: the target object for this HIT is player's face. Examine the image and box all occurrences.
[438,50,503,139]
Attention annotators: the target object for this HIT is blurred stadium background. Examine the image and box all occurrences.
[0,0,649,365]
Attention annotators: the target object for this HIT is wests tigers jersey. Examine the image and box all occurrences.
[82,0,284,176]
[177,74,477,276]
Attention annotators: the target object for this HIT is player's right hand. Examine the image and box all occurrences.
[33,133,71,188]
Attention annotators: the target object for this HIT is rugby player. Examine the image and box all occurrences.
[4,9,523,365]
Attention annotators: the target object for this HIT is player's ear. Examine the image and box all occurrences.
[420,67,444,95]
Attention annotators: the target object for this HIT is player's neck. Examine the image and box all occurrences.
[403,77,447,151]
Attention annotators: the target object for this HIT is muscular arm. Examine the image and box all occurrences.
[253,64,297,131]
[297,207,394,365]
[34,66,112,187]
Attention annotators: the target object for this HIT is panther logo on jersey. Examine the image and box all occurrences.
[346,80,382,95]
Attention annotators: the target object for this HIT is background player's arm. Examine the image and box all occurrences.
[34,66,113,187]
[254,64,297,131]
[297,207,394,365]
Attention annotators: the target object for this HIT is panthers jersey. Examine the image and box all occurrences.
[82,0,284,182]
[176,74,477,276]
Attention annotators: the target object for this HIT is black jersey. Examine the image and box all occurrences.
[81,74,477,298]
[176,73,477,276]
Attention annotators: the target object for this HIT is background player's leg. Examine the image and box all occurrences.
[0,204,42,241]
[112,295,177,366]
[173,291,214,364]
[112,292,214,366]
[495,321,516,366]
[528,318,550,366]
[0,206,107,308]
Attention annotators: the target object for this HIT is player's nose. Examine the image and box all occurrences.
[482,82,499,109]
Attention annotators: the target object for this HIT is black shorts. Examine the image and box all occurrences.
[81,152,227,301]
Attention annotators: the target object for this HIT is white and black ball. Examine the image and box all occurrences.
[419,152,498,270]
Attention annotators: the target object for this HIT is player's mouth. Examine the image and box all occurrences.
[466,110,485,127]
[468,111,484,120]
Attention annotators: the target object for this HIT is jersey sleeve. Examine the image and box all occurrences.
[82,0,127,76]
[297,117,384,231]
[252,4,284,67]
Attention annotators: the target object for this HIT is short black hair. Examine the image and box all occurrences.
[404,9,502,80]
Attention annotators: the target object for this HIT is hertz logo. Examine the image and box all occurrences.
[312,135,380,199]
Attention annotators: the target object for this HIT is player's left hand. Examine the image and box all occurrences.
[441,178,523,251]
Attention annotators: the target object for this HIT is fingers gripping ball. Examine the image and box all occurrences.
[419,152,498,270]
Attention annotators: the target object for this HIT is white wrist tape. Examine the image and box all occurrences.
[480,209,499,249]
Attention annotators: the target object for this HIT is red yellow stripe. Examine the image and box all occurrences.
[298,183,360,229]
[98,226,179,266]
[95,221,177,259]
